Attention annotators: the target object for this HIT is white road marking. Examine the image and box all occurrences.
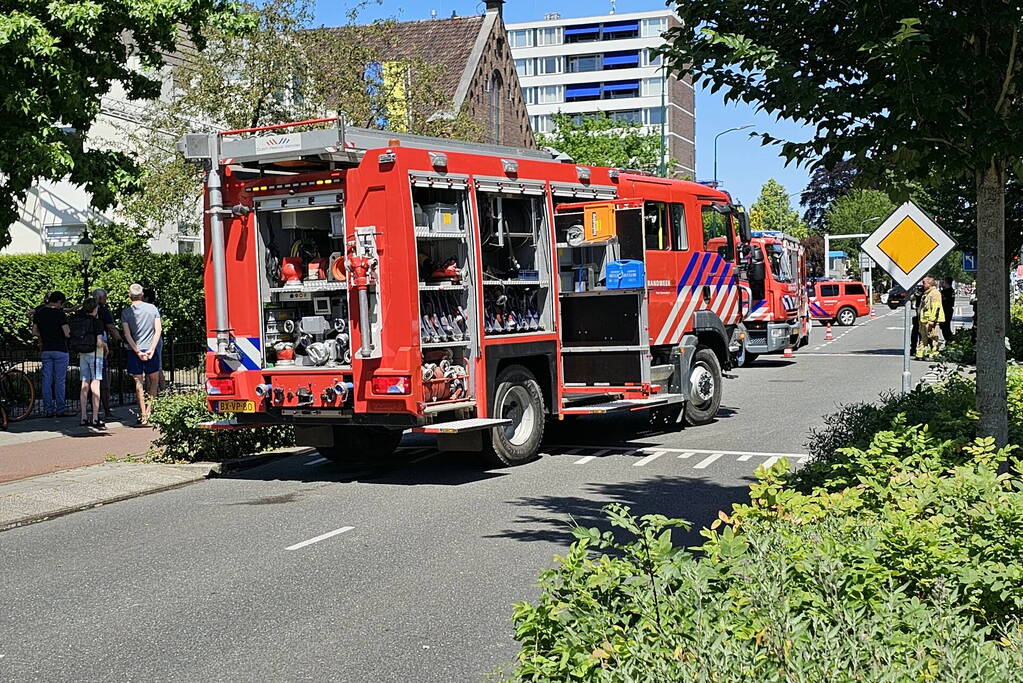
[286,526,354,551]
[693,453,724,469]
[634,451,666,467]
[761,455,782,468]
[677,451,695,459]
[737,454,753,461]
[304,457,328,467]
[574,456,595,465]
[634,445,806,459]
[798,455,810,464]
[886,326,905,330]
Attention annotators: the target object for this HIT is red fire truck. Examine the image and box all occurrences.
[180,118,751,466]
[710,231,809,365]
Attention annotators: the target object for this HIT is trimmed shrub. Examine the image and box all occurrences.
[0,252,81,346]
[148,391,294,462]
[510,430,1023,681]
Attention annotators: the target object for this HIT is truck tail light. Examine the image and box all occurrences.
[371,376,411,395]
[206,378,236,395]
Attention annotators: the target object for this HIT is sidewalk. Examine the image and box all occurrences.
[0,410,157,483]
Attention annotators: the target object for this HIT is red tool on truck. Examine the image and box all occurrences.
[180,118,751,465]
[709,230,809,365]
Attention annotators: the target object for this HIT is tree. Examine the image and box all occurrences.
[800,160,858,231]
[749,179,808,238]
[801,233,825,279]
[0,0,249,249]
[121,0,484,234]
[662,1,1023,444]
[536,113,663,174]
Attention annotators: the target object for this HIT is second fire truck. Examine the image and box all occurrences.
[181,118,751,466]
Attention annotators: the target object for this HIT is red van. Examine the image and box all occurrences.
[808,280,872,326]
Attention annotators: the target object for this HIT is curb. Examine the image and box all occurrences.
[207,447,317,475]
[0,464,216,533]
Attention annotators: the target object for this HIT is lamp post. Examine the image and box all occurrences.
[75,228,94,301]
[713,124,753,186]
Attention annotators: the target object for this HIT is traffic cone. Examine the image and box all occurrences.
[825,323,834,341]
[870,308,877,320]
[783,346,794,358]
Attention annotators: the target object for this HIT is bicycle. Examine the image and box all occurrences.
[0,359,35,428]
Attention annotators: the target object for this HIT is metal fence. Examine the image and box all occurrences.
[0,335,207,418]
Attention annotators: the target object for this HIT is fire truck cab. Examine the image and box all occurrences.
[710,230,809,365]
[180,118,750,466]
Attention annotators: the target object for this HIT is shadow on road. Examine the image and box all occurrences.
[487,474,753,549]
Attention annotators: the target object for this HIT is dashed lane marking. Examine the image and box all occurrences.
[285,526,354,551]
[677,451,695,459]
[633,450,667,467]
[693,453,724,469]
[304,457,328,467]
[737,454,753,461]
[762,455,782,468]
[574,456,596,465]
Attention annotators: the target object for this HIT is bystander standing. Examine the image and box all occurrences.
[92,288,121,419]
[939,278,955,342]
[32,291,71,417]
[121,283,162,424]
[917,276,945,359]
[71,298,108,428]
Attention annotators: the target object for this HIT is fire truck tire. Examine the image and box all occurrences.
[481,365,545,467]
[683,348,723,426]
[836,307,857,326]
[318,426,403,463]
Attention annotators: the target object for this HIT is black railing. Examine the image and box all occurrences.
[0,335,207,419]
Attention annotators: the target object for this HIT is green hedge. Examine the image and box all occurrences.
[148,392,294,462]
[509,375,1023,680]
[0,223,205,346]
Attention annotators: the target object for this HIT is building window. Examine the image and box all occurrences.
[536,27,562,46]
[601,20,639,40]
[603,80,640,99]
[509,29,533,48]
[488,70,504,143]
[514,58,534,77]
[641,77,663,97]
[609,109,642,124]
[44,223,87,253]
[568,54,601,73]
[644,107,664,125]
[523,87,536,104]
[641,49,662,67]
[536,56,562,75]
[565,83,601,102]
[641,17,668,38]
[536,85,563,104]
[564,23,600,44]
[603,50,640,70]
[529,114,553,133]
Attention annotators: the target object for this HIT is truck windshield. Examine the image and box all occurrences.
[768,244,793,282]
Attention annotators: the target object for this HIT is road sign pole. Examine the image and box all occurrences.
[902,296,913,393]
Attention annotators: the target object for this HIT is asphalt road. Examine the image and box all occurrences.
[1,306,946,682]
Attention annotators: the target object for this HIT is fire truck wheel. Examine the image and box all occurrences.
[481,365,545,467]
[683,348,723,426]
[837,307,857,326]
[318,426,403,463]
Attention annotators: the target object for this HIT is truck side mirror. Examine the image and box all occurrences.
[735,206,752,244]
[750,247,766,282]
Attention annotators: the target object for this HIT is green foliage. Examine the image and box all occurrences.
[800,160,858,231]
[937,303,1023,364]
[0,0,250,247]
[0,223,205,346]
[748,178,808,238]
[536,113,663,175]
[148,391,293,462]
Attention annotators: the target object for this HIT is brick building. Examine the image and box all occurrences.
[379,0,535,149]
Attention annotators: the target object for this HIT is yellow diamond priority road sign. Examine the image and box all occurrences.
[860,201,956,290]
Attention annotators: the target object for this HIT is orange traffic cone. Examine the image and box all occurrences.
[783,346,794,358]
[870,308,877,320]
[825,323,834,341]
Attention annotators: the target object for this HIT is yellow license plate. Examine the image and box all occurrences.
[217,400,256,413]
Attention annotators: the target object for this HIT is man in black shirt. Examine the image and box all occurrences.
[940,278,955,342]
[32,290,71,417]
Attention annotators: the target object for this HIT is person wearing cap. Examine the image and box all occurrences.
[92,288,121,419]
[121,283,162,424]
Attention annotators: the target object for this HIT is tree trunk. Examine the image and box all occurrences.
[975,161,1008,445]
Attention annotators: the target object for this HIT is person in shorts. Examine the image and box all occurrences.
[121,284,162,424]
[92,288,121,419]
[76,298,108,428]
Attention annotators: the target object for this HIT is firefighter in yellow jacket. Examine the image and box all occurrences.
[917,276,945,359]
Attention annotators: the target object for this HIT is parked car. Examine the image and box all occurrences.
[807,280,872,326]
[886,284,908,309]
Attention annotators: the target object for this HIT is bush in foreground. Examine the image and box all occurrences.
[148,391,294,462]
[510,427,1023,681]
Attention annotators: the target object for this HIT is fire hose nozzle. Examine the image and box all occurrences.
[254,383,273,397]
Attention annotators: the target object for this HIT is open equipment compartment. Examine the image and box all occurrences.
[255,187,351,371]
[474,177,554,337]
[554,201,650,387]
[411,172,478,405]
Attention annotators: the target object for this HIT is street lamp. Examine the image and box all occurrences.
[75,228,94,301]
[713,125,753,186]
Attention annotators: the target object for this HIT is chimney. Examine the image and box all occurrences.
[484,0,503,17]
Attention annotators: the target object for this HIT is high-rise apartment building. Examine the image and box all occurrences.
[506,9,694,176]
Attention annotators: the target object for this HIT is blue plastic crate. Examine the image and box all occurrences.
[606,259,645,289]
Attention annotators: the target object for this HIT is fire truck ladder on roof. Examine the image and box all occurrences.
[179,117,556,169]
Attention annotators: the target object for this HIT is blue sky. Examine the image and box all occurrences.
[313,0,814,208]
